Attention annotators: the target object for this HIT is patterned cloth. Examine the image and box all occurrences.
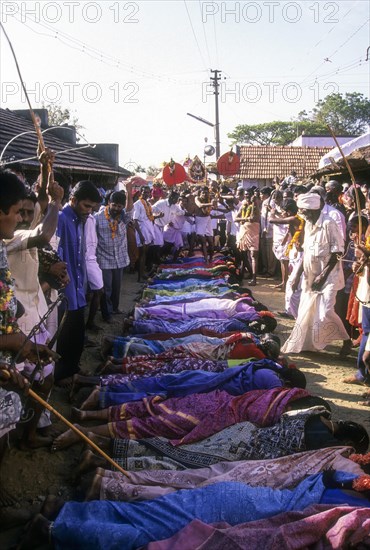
[99,446,362,501]
[0,388,22,438]
[110,407,330,470]
[51,474,365,550]
[107,387,309,445]
[145,505,370,550]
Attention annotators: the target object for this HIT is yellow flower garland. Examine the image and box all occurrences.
[285,215,305,256]
[104,206,118,239]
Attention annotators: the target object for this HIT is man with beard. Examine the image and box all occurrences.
[281,193,349,354]
[5,153,65,448]
[95,184,133,323]
[55,181,102,385]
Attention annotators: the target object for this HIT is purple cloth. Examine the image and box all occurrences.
[145,505,370,550]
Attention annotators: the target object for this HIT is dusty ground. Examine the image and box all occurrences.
[1,272,369,548]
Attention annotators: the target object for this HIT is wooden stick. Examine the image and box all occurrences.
[327,125,362,240]
[27,388,129,478]
[0,22,45,152]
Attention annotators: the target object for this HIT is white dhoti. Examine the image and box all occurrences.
[281,282,349,353]
[195,216,213,237]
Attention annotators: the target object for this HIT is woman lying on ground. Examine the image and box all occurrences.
[76,360,306,410]
[71,404,368,473]
[51,387,311,451]
[18,470,370,550]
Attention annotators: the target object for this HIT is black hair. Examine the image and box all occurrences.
[335,420,369,454]
[281,367,307,389]
[0,170,27,213]
[293,185,308,195]
[110,191,126,206]
[288,395,332,412]
[346,187,366,209]
[24,190,37,204]
[348,215,369,232]
[71,181,101,203]
[281,198,298,215]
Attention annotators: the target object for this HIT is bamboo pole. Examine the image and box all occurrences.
[327,125,363,240]
[27,388,129,478]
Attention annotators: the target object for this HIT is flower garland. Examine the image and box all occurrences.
[104,206,119,239]
[285,215,305,257]
[241,204,253,220]
[140,198,154,222]
[0,269,20,335]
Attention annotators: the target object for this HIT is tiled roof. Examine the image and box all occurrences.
[239,145,332,179]
[0,108,129,177]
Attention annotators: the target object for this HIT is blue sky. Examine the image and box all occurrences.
[1,0,369,170]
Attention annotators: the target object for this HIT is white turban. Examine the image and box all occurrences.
[296,193,321,210]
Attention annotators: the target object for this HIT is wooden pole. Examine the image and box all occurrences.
[0,22,45,152]
[27,388,130,478]
[327,125,363,240]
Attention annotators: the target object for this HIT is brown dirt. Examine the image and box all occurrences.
[0,273,369,548]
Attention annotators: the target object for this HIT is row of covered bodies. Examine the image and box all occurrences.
[50,253,370,549]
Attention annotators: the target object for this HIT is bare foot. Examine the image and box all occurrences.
[18,435,53,450]
[51,425,84,451]
[80,387,100,411]
[37,425,63,439]
[85,472,103,500]
[78,449,108,476]
[362,390,370,398]
[40,495,65,520]
[17,513,52,550]
[359,400,370,407]
[71,407,86,422]
[342,376,365,386]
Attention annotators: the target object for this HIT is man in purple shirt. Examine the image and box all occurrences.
[55,181,101,385]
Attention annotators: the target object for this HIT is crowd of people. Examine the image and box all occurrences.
[1,151,370,548]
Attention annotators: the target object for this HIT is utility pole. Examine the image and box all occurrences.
[210,69,221,159]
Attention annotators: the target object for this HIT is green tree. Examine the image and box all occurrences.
[228,120,328,146]
[146,165,160,177]
[42,103,84,137]
[304,92,370,135]
[229,93,369,145]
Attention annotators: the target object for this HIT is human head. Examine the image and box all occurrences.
[260,187,272,200]
[281,198,298,217]
[296,193,322,222]
[281,367,307,389]
[70,180,101,221]
[140,186,151,200]
[109,190,126,218]
[334,420,369,454]
[0,170,27,239]
[168,191,180,205]
[236,186,245,201]
[325,179,343,196]
[18,190,37,230]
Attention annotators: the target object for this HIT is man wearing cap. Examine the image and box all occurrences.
[281,193,349,353]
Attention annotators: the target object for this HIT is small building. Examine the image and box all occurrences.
[239,145,332,188]
[0,108,131,191]
[289,135,357,148]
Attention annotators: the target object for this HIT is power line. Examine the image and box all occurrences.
[1,10,202,85]
[199,0,212,67]
[183,0,208,72]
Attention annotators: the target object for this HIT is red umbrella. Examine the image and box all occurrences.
[162,160,187,186]
[217,150,240,176]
